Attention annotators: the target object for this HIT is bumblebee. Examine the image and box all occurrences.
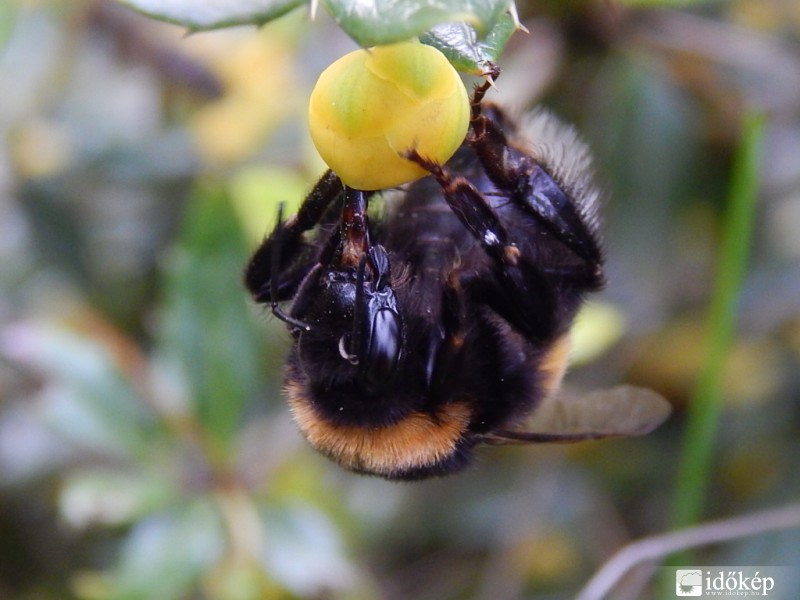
[244,75,670,480]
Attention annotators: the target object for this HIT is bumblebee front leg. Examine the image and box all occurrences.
[244,169,343,304]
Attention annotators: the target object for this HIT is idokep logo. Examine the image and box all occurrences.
[674,568,778,597]
[676,570,703,596]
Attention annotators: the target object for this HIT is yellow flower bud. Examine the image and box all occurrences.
[308,42,469,191]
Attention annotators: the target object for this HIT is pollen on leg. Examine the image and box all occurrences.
[503,245,521,265]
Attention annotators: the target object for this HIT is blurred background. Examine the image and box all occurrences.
[1,0,799,598]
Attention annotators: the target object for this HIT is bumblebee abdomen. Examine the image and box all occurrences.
[285,372,475,479]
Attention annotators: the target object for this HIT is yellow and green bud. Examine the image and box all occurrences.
[308,41,469,190]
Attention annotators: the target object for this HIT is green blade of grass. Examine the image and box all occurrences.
[668,111,766,559]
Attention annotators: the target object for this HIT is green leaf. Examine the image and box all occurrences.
[228,166,312,246]
[159,184,266,456]
[0,2,16,51]
[106,500,225,600]
[114,0,517,71]
[59,469,175,529]
[116,0,306,31]
[1,320,155,460]
[322,0,511,48]
[421,9,517,74]
[668,111,765,551]
[617,0,714,5]
[261,503,361,595]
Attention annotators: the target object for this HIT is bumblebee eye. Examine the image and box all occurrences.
[308,41,469,191]
[364,307,401,386]
[338,299,401,385]
[342,246,402,384]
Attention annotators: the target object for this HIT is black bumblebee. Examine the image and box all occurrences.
[244,75,670,480]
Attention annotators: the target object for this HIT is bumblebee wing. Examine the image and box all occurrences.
[481,385,671,445]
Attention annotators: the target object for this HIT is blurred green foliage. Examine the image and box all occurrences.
[1,0,800,599]
[119,0,516,72]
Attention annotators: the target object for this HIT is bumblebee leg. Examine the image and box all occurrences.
[405,150,516,266]
[469,62,501,123]
[426,268,469,397]
[406,150,564,341]
[244,170,343,303]
[470,109,603,269]
[266,204,315,331]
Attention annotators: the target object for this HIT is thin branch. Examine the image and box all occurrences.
[575,502,800,600]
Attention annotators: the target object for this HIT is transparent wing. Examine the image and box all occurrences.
[481,385,672,445]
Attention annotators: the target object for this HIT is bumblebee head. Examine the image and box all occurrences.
[294,245,402,392]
